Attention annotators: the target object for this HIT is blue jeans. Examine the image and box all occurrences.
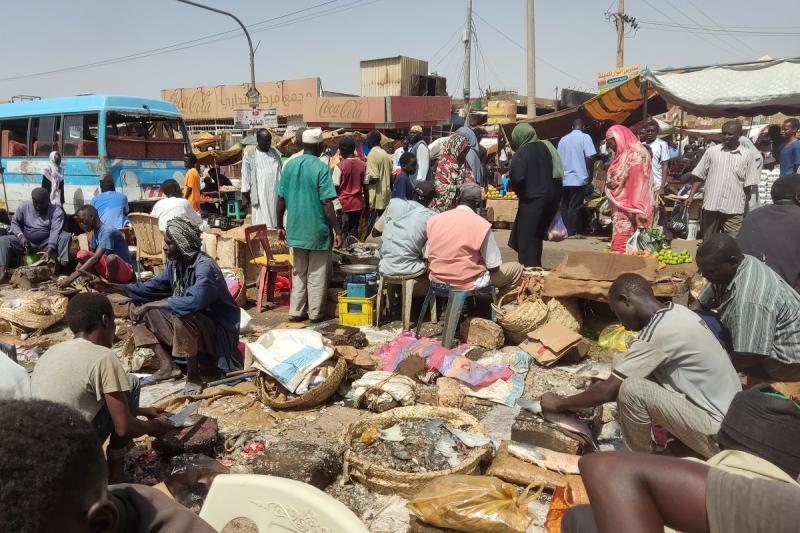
[695,310,732,352]
[92,374,140,454]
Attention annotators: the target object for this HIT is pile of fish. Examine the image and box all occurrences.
[351,418,489,473]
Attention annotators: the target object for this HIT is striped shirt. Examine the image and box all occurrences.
[692,143,760,214]
[612,302,740,422]
[698,255,800,364]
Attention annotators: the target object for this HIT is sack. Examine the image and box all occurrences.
[247,329,333,393]
[547,210,569,242]
[406,475,538,533]
[597,324,635,351]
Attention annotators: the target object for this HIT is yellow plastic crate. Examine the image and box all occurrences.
[338,294,376,327]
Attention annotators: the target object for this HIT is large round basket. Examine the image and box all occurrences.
[341,406,490,497]
[493,291,549,344]
[0,293,68,333]
[255,356,346,410]
[545,297,583,332]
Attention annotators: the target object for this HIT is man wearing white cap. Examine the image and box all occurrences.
[408,125,430,183]
[277,128,343,322]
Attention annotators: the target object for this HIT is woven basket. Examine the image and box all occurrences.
[0,293,68,333]
[493,291,549,344]
[545,297,583,332]
[222,267,247,306]
[341,406,490,497]
[255,356,346,410]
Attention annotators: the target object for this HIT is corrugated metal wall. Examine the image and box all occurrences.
[360,56,428,96]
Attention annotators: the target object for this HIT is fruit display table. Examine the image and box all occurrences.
[485,198,518,224]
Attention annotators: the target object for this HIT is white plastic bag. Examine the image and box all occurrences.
[247,329,333,393]
[239,308,253,334]
[624,229,641,253]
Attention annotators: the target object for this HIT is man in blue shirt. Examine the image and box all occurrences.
[96,218,241,394]
[557,119,598,237]
[91,176,129,228]
[392,152,417,200]
[779,118,800,176]
[60,205,134,287]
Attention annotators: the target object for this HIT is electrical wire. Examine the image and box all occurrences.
[0,0,380,83]
[685,0,764,55]
[472,11,592,86]
[636,20,800,36]
[430,21,468,64]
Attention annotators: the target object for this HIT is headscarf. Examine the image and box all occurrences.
[604,125,653,220]
[510,123,564,179]
[456,127,484,184]
[42,151,63,205]
[431,133,474,212]
[166,218,203,297]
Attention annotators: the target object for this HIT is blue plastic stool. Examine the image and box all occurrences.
[415,281,498,348]
[226,198,243,220]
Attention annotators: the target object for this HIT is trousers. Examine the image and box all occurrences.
[618,377,721,459]
[561,184,590,236]
[133,309,216,359]
[0,231,72,267]
[701,210,743,240]
[290,248,331,320]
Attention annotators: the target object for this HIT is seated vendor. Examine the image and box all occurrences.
[0,399,216,533]
[695,234,800,381]
[541,273,742,459]
[31,293,172,482]
[58,205,134,288]
[0,187,71,283]
[373,180,436,279]
[425,183,523,290]
[150,179,206,232]
[98,218,241,394]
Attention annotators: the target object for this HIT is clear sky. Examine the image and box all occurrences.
[1,0,797,101]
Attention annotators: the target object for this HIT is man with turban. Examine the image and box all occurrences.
[97,218,241,393]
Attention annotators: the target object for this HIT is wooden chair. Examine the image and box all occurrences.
[128,213,165,273]
[244,224,292,312]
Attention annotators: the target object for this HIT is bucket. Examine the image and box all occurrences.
[687,220,700,240]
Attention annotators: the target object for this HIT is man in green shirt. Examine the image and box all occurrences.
[277,128,342,323]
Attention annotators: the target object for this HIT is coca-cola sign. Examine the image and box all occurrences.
[303,97,386,124]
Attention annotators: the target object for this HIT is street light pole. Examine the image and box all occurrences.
[175,0,260,108]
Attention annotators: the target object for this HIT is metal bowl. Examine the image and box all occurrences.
[339,263,378,274]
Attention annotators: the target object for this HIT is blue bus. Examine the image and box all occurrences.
[0,95,191,213]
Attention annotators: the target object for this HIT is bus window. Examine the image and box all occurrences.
[106,112,185,160]
[0,118,30,157]
[30,116,61,157]
[62,114,99,157]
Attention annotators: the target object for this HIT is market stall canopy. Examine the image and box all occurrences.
[194,144,243,166]
[501,76,665,142]
[644,58,800,118]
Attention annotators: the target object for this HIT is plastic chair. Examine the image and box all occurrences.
[128,213,165,267]
[199,474,369,533]
[244,224,292,312]
[415,281,498,348]
[376,271,436,331]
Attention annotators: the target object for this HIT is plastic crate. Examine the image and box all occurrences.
[347,282,377,298]
[338,294,376,327]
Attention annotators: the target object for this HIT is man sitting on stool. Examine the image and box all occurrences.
[425,183,523,290]
[0,187,71,283]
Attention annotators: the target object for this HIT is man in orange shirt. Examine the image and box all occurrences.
[183,154,202,211]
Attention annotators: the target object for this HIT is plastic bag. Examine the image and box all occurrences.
[246,329,333,393]
[547,210,569,242]
[406,475,538,533]
[165,453,230,512]
[597,324,635,352]
[666,202,689,238]
[625,229,662,254]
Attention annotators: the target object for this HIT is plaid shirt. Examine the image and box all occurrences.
[692,143,760,214]
[699,255,800,364]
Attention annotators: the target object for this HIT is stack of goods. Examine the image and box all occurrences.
[482,184,516,199]
[758,168,780,206]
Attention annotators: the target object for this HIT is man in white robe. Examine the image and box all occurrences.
[242,128,282,227]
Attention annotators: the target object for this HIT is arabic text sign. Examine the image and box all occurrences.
[233,108,278,129]
[597,65,640,94]
[161,78,320,120]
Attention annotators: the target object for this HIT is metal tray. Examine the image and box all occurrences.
[339,263,378,274]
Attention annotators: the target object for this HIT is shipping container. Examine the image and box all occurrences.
[360,56,428,97]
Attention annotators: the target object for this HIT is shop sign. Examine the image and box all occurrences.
[232,108,278,129]
[597,65,640,94]
[302,97,386,124]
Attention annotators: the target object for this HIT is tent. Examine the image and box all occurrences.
[644,58,800,118]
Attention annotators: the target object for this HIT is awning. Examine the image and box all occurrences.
[644,58,800,118]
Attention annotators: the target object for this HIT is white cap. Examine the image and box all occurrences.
[302,128,323,144]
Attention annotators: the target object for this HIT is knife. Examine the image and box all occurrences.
[168,400,201,427]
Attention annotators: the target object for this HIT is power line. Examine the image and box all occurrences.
[637,0,749,60]
[472,11,592,86]
[659,0,754,58]
[0,0,377,83]
[685,0,762,56]
[637,20,800,36]
[430,21,467,64]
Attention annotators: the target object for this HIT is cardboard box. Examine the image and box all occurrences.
[519,321,587,367]
[485,198,518,223]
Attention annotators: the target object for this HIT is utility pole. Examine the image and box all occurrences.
[526,0,536,117]
[176,0,260,108]
[463,0,473,122]
[615,0,625,68]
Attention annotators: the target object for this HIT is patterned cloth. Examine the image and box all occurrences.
[165,218,202,260]
[698,255,800,364]
[691,143,760,215]
[431,134,475,212]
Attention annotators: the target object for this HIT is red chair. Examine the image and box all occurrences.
[244,225,292,313]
